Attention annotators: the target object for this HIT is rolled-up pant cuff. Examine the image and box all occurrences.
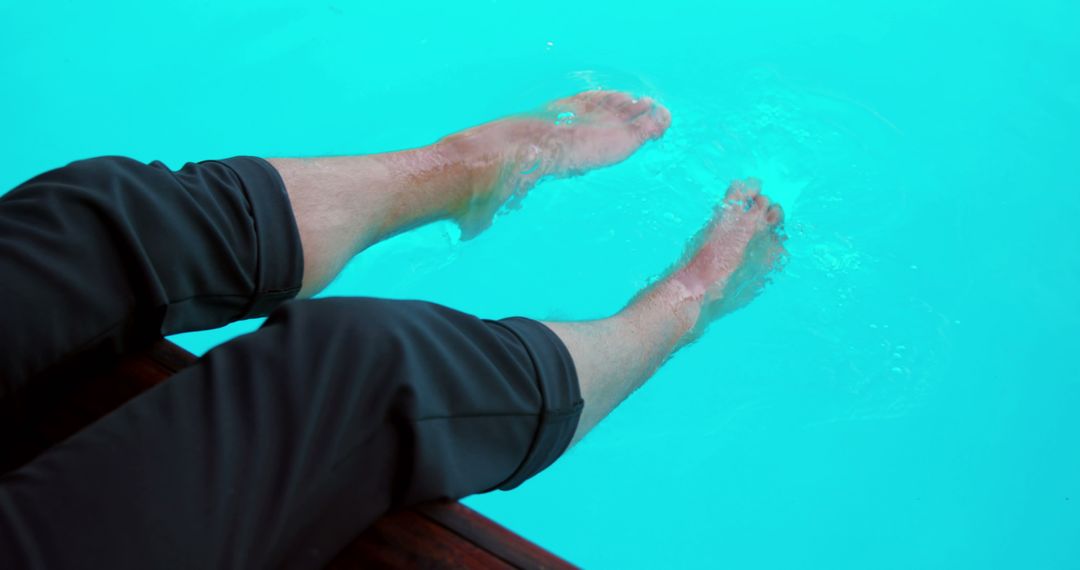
[492,317,583,490]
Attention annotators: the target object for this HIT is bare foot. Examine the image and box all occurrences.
[658,178,787,341]
[439,90,671,237]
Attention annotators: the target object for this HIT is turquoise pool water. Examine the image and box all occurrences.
[2,1,1077,567]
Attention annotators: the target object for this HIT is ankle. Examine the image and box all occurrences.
[622,279,704,347]
[433,126,547,237]
[433,135,501,202]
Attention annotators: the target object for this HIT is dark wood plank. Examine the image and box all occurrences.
[328,508,512,570]
[417,501,577,570]
[0,338,187,473]
[1,338,576,569]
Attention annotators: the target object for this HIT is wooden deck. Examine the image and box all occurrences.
[0,339,575,569]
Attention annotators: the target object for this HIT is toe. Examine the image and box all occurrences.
[725,180,747,202]
[632,113,670,142]
[725,177,762,204]
[743,177,762,197]
[594,90,629,112]
[653,103,672,131]
[766,202,784,225]
[620,95,654,119]
[554,89,605,112]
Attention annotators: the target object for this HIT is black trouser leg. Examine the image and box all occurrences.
[0,156,303,400]
[0,297,582,569]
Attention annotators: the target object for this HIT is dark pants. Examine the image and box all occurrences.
[0,157,583,568]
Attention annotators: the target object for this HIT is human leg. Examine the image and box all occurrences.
[0,90,668,401]
[544,179,786,446]
[0,297,581,569]
[270,90,671,295]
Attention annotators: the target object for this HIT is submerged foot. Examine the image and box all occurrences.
[439,90,671,238]
[657,178,787,341]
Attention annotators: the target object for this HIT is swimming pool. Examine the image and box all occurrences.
[2,0,1077,567]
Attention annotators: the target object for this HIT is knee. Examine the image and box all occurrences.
[263,297,446,348]
[41,156,149,192]
[8,157,169,211]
